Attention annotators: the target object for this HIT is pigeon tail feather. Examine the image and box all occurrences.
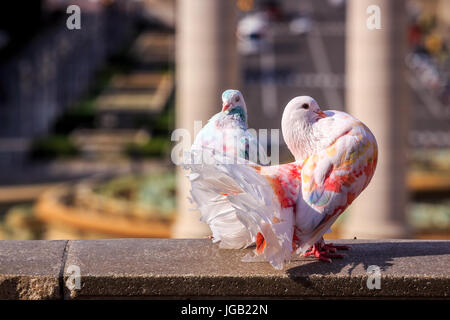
[185,148,294,270]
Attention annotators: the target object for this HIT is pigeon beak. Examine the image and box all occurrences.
[222,103,230,112]
[315,110,327,118]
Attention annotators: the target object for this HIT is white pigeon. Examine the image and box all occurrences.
[186,96,378,269]
[187,89,268,249]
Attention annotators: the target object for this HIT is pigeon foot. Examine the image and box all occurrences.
[303,242,350,262]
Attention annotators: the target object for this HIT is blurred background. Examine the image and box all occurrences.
[0,0,448,241]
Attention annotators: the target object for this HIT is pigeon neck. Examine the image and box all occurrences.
[284,120,317,163]
[225,106,247,125]
[292,112,360,162]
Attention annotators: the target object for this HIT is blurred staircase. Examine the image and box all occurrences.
[70,31,174,160]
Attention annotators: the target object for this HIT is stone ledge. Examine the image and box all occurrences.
[0,240,67,299]
[0,239,449,299]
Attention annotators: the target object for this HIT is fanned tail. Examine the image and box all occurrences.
[184,148,294,269]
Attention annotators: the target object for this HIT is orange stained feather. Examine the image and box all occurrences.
[303,155,318,173]
[272,216,281,224]
[256,232,266,254]
[264,164,301,209]
[327,145,337,157]
[266,175,294,208]
[346,192,357,205]
[324,171,356,193]
[302,172,312,184]
[287,164,302,180]
[364,158,374,177]
[292,231,299,251]
[251,165,261,173]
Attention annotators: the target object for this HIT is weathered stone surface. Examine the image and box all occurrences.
[63,238,450,299]
[0,239,448,299]
[0,240,67,299]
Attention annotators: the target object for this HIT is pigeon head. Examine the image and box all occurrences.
[281,96,327,162]
[221,89,247,116]
[282,96,326,126]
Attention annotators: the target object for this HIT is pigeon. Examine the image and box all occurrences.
[185,96,378,269]
[186,89,268,249]
[190,89,268,165]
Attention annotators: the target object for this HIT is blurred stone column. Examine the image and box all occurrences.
[341,0,410,238]
[437,0,450,26]
[172,0,238,238]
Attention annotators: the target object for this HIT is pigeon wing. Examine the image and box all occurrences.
[241,129,269,165]
[295,122,378,253]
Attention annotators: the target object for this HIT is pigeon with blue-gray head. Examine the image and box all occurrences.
[191,89,268,164]
[187,89,268,249]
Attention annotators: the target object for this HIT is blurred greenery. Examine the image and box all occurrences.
[94,171,176,217]
[152,101,175,137]
[0,204,44,240]
[411,149,450,172]
[410,200,450,233]
[52,64,134,135]
[131,74,175,135]
[29,30,176,163]
[124,137,171,158]
[30,135,79,159]
[52,101,96,134]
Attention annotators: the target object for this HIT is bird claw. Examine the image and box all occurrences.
[303,242,350,262]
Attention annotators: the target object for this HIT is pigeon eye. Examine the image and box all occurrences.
[235,96,240,102]
[301,103,309,110]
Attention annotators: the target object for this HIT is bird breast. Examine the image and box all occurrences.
[312,111,359,154]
